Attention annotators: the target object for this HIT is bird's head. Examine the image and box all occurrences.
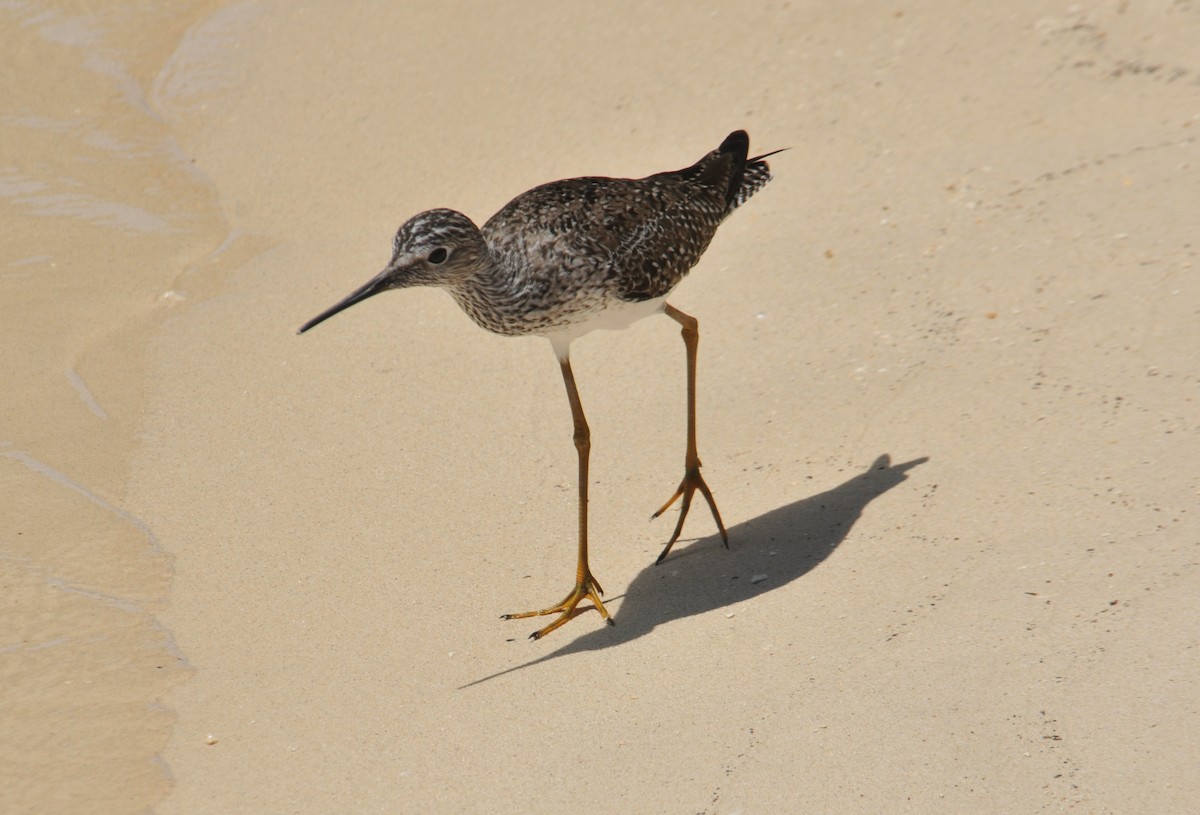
[298,208,487,334]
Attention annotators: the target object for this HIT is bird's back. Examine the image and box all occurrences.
[463,131,774,336]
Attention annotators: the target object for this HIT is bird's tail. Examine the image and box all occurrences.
[718,130,785,213]
[733,147,785,210]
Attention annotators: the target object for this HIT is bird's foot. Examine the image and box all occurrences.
[651,463,729,563]
[501,572,613,640]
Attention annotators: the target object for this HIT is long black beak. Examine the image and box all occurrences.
[297,271,390,334]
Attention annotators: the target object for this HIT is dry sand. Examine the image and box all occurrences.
[4,1,1198,812]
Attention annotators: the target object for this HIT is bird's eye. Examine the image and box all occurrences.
[428,247,448,264]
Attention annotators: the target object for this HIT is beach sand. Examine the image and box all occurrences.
[4,1,1198,812]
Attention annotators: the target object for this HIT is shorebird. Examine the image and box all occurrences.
[299,130,779,639]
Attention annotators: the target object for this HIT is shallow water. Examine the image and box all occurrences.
[0,3,233,811]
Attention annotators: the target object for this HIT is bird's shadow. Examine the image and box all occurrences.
[461,453,927,688]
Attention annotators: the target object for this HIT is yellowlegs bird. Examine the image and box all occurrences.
[299,130,779,639]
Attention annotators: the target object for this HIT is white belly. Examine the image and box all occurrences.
[545,296,666,359]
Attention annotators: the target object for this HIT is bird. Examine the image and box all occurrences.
[298,130,780,639]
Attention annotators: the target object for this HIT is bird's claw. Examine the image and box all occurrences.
[652,464,728,563]
[502,572,611,640]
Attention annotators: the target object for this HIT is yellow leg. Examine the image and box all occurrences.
[502,354,613,639]
[652,304,729,564]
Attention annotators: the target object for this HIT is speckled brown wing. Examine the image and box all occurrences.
[480,131,776,313]
[483,161,734,303]
[605,172,729,302]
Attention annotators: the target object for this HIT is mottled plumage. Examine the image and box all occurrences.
[299,131,779,639]
[300,131,778,344]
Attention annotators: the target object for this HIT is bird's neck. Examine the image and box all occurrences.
[444,249,527,336]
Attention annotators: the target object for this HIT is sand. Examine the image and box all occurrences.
[4,1,1198,812]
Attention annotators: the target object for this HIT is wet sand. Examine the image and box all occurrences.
[5,1,1198,812]
[2,2,228,811]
